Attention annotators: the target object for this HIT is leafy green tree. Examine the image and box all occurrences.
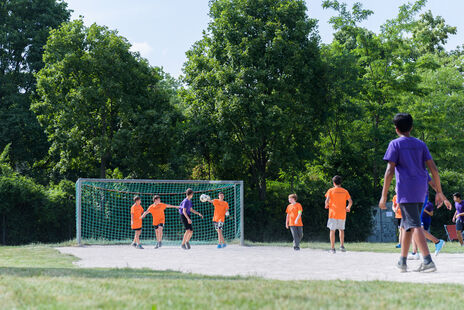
[32,20,179,179]
[0,0,70,171]
[182,0,325,199]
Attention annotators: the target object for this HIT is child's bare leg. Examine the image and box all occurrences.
[339,230,345,247]
[412,240,418,254]
[401,229,413,258]
[219,229,225,244]
[217,229,222,244]
[330,230,336,249]
[423,229,438,243]
[158,227,163,242]
[398,228,402,244]
[136,230,141,244]
[182,231,189,245]
[457,230,463,245]
[413,227,430,257]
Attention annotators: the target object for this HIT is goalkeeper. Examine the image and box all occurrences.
[206,192,230,248]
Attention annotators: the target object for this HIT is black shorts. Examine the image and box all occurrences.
[395,218,402,228]
[399,203,422,231]
[132,227,141,231]
[213,221,224,230]
[457,219,464,232]
[180,214,193,231]
[154,223,164,230]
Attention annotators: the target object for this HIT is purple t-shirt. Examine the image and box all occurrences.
[179,198,193,215]
[455,201,464,222]
[421,202,433,220]
[383,137,432,203]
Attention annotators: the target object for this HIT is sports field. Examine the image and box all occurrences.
[2,243,464,309]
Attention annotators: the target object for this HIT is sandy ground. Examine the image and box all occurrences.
[57,245,464,284]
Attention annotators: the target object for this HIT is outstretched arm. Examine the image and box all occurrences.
[166,204,180,209]
[379,162,395,209]
[191,208,203,218]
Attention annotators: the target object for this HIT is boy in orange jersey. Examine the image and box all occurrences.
[325,175,353,253]
[141,195,180,249]
[392,194,402,248]
[130,196,144,249]
[286,193,303,251]
[207,192,229,248]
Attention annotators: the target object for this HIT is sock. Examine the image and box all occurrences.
[401,257,407,265]
[423,254,432,264]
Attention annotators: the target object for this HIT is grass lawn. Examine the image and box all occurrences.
[247,240,464,253]
[1,244,464,309]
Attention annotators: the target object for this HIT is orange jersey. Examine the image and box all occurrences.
[286,203,303,226]
[212,199,229,222]
[325,187,351,220]
[131,204,144,229]
[393,195,402,218]
[146,203,168,225]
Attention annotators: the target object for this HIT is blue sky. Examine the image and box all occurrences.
[65,0,464,78]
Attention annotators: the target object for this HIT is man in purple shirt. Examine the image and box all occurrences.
[379,113,448,273]
[179,188,203,250]
[453,193,464,246]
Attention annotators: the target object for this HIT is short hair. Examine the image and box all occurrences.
[186,188,194,196]
[218,192,224,196]
[393,113,413,133]
[133,196,141,202]
[153,195,161,201]
[332,175,342,185]
[453,192,461,199]
[288,193,297,201]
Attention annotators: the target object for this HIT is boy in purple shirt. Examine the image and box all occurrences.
[452,193,464,246]
[379,113,447,272]
[179,188,203,250]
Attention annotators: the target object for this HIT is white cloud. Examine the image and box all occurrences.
[130,42,153,57]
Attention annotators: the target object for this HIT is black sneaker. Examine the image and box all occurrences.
[131,242,136,248]
[136,244,144,249]
[295,247,300,251]
[186,242,191,250]
[181,244,187,250]
[154,242,159,249]
[340,246,346,252]
[329,248,336,254]
[159,241,162,248]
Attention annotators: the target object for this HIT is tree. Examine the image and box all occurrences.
[182,0,325,199]
[0,0,70,171]
[32,20,179,179]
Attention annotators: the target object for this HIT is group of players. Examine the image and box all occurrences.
[287,113,464,273]
[130,189,229,250]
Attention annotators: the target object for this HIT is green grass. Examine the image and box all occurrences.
[247,240,464,253]
[1,244,464,309]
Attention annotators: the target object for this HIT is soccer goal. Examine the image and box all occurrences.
[75,178,244,246]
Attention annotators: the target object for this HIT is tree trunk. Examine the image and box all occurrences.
[100,152,110,178]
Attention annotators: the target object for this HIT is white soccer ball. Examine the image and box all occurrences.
[200,194,210,202]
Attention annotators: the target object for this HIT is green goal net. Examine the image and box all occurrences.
[76,179,244,245]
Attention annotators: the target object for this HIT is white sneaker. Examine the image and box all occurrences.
[407,252,420,260]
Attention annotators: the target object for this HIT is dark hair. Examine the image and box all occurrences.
[453,192,461,199]
[393,113,413,133]
[133,196,141,202]
[218,192,224,195]
[153,195,161,201]
[186,188,194,196]
[332,175,342,185]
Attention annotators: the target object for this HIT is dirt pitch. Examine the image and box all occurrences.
[57,245,464,284]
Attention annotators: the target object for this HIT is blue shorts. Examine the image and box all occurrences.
[421,218,431,231]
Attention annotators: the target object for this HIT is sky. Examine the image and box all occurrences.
[65,0,464,78]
